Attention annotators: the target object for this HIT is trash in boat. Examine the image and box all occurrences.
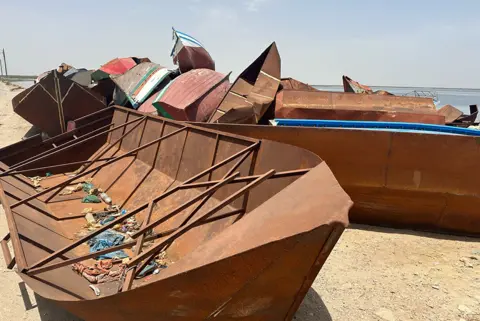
[208,42,281,124]
[29,176,42,188]
[12,70,106,137]
[87,230,128,260]
[82,194,101,203]
[152,69,230,121]
[0,107,350,319]
[171,28,215,73]
[135,260,158,279]
[111,62,172,108]
[73,259,126,284]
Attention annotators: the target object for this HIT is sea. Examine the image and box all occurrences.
[11,80,480,116]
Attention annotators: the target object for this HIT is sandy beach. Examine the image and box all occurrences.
[0,80,478,321]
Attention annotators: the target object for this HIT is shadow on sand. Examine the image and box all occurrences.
[350,223,479,243]
[18,281,83,321]
[294,287,332,321]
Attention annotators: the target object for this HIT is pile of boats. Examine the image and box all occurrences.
[1,27,479,320]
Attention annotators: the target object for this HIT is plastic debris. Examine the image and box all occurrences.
[100,216,115,225]
[59,186,76,196]
[30,176,42,188]
[73,259,126,284]
[82,195,101,203]
[89,285,101,296]
[86,230,128,260]
[135,261,158,279]
[99,192,112,205]
[46,172,52,177]
[82,182,95,193]
[85,213,96,225]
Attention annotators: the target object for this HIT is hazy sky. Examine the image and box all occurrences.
[1,0,480,87]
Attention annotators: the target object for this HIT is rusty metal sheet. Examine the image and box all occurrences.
[12,71,107,137]
[91,57,137,82]
[438,104,463,123]
[281,77,318,91]
[0,108,113,175]
[209,42,281,124]
[111,62,172,108]
[152,69,230,121]
[275,90,445,124]
[196,121,480,237]
[342,75,374,94]
[0,107,350,320]
[274,89,441,124]
[171,28,215,73]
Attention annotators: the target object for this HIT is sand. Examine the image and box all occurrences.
[0,80,478,321]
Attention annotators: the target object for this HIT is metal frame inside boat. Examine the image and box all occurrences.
[0,106,351,320]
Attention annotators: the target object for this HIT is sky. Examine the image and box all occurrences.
[1,0,480,88]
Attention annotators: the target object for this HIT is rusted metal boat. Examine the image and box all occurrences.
[342,75,394,96]
[111,62,172,108]
[152,69,230,122]
[439,104,478,127]
[0,108,114,176]
[0,107,351,320]
[342,75,374,94]
[12,70,107,137]
[280,78,318,91]
[208,42,281,124]
[275,89,445,124]
[91,57,151,82]
[197,121,480,236]
[171,28,215,73]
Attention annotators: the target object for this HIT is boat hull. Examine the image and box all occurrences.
[196,123,480,236]
[12,70,107,137]
[274,89,445,124]
[0,107,351,320]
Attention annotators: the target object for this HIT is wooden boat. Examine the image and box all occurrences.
[197,121,480,236]
[208,42,281,124]
[0,107,351,320]
[12,70,107,137]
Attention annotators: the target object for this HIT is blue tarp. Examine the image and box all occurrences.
[87,230,128,260]
[270,119,480,137]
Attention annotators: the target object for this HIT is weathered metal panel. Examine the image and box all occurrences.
[0,107,350,320]
[153,69,230,122]
[342,75,374,94]
[274,89,444,124]
[112,63,171,108]
[12,71,106,137]
[197,122,480,236]
[437,104,463,123]
[209,42,281,124]
[171,28,215,73]
[91,57,137,82]
[281,77,318,91]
